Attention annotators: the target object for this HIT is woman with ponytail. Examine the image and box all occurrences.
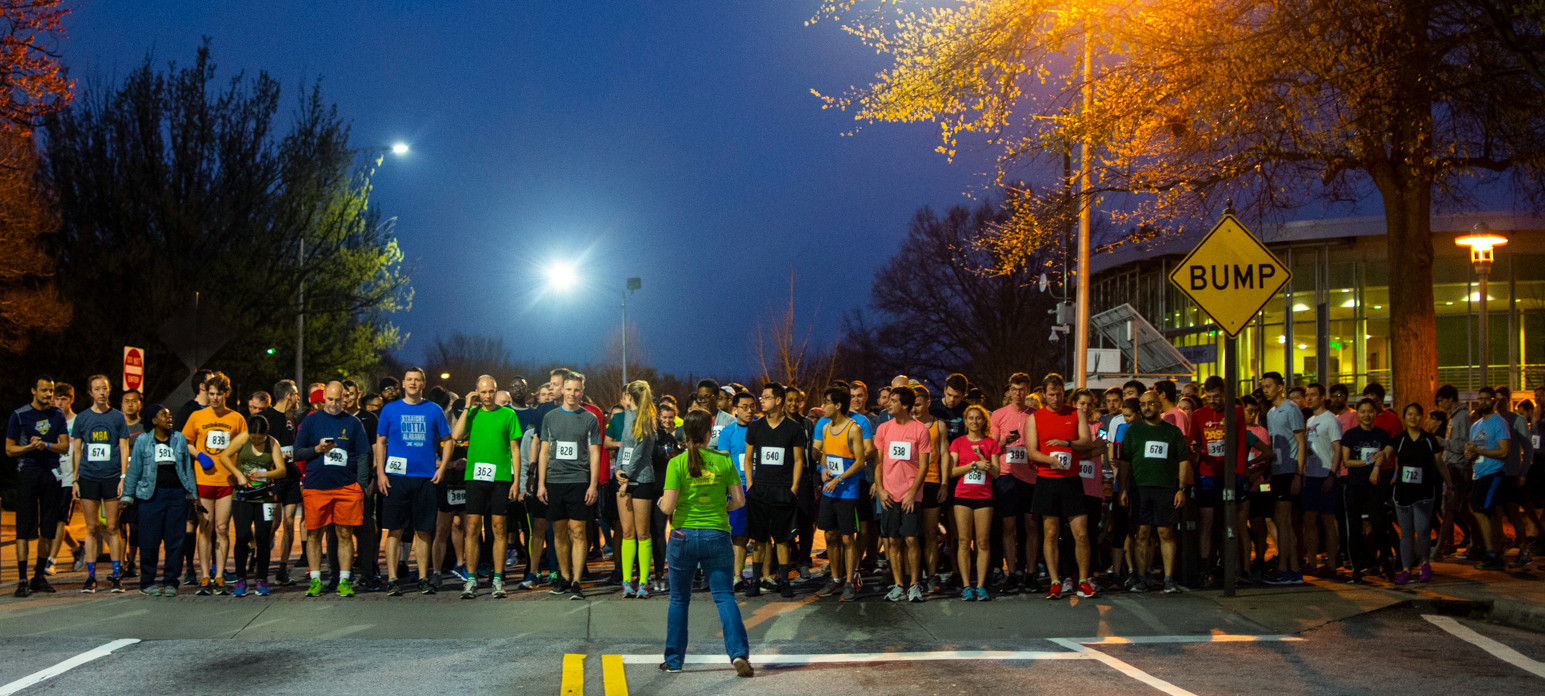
[658,409,752,678]
[616,381,659,598]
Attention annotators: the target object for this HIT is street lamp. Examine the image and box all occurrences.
[296,144,409,389]
[543,265,642,386]
[623,277,642,385]
[1457,222,1509,389]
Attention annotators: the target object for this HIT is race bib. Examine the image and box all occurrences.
[448,488,466,506]
[1080,460,1097,479]
[888,441,912,461]
[760,447,785,466]
[1145,441,1169,459]
[555,441,579,460]
[711,425,725,441]
[1207,440,1224,458]
[472,462,497,482]
[281,445,294,460]
[1400,466,1424,484]
[205,430,229,451]
[385,456,407,476]
[87,443,111,462]
[154,444,173,462]
[1534,435,1541,449]
[825,455,845,476]
[1360,447,1378,464]
[262,503,275,521]
[1051,451,1073,470]
[1258,482,1272,492]
[324,448,347,466]
[619,446,635,467]
[964,469,987,485]
[1004,446,1028,464]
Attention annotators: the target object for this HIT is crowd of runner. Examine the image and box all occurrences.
[4,366,1538,600]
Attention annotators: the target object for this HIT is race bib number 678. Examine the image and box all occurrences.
[1145,441,1169,459]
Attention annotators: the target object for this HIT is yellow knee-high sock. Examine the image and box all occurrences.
[621,539,636,584]
[638,539,653,585]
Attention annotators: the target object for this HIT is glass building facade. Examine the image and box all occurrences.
[1088,213,1545,396]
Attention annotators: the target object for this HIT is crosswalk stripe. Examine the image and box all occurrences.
[602,654,629,696]
[561,653,585,695]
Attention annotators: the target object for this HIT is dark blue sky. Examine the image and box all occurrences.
[62,0,999,378]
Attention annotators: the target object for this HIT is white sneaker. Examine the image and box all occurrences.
[885,585,905,602]
[907,583,924,603]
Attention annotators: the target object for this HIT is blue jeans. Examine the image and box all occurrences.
[137,487,187,589]
[664,528,748,669]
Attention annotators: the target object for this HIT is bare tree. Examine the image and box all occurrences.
[753,273,839,394]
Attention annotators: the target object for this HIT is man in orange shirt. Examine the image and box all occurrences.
[181,372,247,595]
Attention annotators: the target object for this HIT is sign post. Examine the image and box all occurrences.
[122,346,145,393]
[1167,212,1289,597]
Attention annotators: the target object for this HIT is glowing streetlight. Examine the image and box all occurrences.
[1456,223,1509,389]
[391,143,409,155]
[440,372,450,380]
[546,261,578,292]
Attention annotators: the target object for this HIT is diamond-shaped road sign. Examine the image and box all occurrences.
[1167,214,1291,336]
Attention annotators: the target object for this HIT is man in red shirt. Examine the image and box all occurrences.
[580,397,613,584]
[991,372,1040,594]
[1025,373,1093,599]
[1188,376,1269,586]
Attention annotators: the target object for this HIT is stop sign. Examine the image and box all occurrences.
[123,346,144,392]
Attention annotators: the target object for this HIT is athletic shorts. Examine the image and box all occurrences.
[1270,473,1298,504]
[545,482,593,522]
[1031,476,1087,518]
[524,495,548,519]
[994,475,1034,518]
[856,480,876,523]
[437,483,467,513]
[817,496,858,535]
[57,491,75,521]
[1473,473,1505,515]
[1300,476,1339,515]
[303,483,364,530]
[273,477,302,506]
[1136,486,1178,527]
[197,485,233,500]
[15,469,60,541]
[879,503,921,538]
[624,480,660,500]
[381,475,437,532]
[921,482,944,510]
[466,480,512,517]
[746,490,798,544]
[954,497,993,511]
[1500,476,1525,506]
[1195,474,1244,509]
[728,506,747,536]
[76,477,119,502]
[1086,495,1104,528]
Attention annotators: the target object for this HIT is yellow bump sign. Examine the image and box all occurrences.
[1167,214,1291,337]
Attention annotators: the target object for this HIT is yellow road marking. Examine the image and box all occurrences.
[602,654,629,696]
[561,654,584,695]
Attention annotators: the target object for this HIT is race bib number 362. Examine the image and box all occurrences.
[472,462,497,482]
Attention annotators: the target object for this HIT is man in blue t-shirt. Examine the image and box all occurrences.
[375,368,453,595]
[5,375,69,596]
[1466,386,1512,571]
[718,391,754,589]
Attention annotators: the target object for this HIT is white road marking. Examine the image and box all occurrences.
[1111,598,1171,633]
[618,650,1091,665]
[1049,638,1196,696]
[1423,614,1545,679]
[1075,634,1304,645]
[0,638,140,695]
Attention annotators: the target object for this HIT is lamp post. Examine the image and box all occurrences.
[1456,223,1509,389]
[296,143,409,389]
[622,277,641,385]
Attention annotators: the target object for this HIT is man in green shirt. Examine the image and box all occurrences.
[450,375,522,599]
[1117,391,1190,594]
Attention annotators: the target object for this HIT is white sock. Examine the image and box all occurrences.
[310,571,321,580]
[340,571,351,579]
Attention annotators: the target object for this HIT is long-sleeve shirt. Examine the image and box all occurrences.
[1443,404,1471,467]
[294,410,371,491]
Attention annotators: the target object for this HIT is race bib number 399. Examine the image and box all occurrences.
[555,441,579,460]
[1145,441,1169,459]
[1004,447,1027,464]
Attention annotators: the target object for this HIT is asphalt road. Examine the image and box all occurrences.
[0,575,1541,695]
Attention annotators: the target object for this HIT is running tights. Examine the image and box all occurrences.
[1395,497,1436,569]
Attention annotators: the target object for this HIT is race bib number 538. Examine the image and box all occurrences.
[888,441,912,461]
